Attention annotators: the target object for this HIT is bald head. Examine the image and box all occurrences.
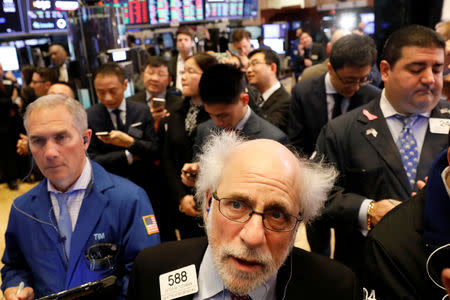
[49,44,68,67]
[48,83,75,98]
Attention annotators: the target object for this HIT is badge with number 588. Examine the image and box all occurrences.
[159,264,198,300]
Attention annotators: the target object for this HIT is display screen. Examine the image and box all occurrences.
[0,0,24,35]
[161,32,174,48]
[27,0,79,32]
[243,0,257,18]
[168,0,203,22]
[149,0,170,24]
[0,46,20,71]
[104,0,149,25]
[244,25,261,39]
[360,12,375,35]
[262,23,288,39]
[264,38,285,54]
[205,0,243,20]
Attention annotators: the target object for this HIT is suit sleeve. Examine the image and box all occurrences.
[127,108,159,160]
[116,185,161,297]
[314,123,366,231]
[1,206,33,291]
[288,86,307,153]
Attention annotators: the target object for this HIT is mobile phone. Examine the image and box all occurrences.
[96,131,110,136]
[152,98,166,109]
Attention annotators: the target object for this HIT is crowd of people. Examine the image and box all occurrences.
[0,22,450,300]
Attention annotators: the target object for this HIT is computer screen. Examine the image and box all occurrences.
[26,0,79,32]
[0,0,25,35]
[205,0,244,20]
[0,46,20,71]
[360,12,375,35]
[243,0,258,18]
[262,24,288,39]
[169,0,204,22]
[104,0,149,25]
[161,32,174,49]
[244,26,261,39]
[108,49,128,62]
[264,38,285,54]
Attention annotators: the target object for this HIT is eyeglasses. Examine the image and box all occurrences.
[31,80,46,84]
[180,68,202,76]
[211,192,302,232]
[334,71,372,87]
[247,60,268,68]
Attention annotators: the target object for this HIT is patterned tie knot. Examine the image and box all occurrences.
[230,292,251,300]
[395,114,418,130]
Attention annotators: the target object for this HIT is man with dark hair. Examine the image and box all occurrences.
[127,56,182,125]
[232,29,253,68]
[289,33,381,156]
[169,28,194,91]
[128,132,360,300]
[87,62,159,201]
[291,32,327,78]
[247,48,291,132]
[180,64,288,212]
[29,67,58,97]
[313,25,450,273]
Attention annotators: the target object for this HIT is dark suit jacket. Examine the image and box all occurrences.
[314,97,450,271]
[260,85,291,133]
[288,74,381,156]
[126,89,183,114]
[128,237,361,300]
[87,100,159,187]
[194,109,289,156]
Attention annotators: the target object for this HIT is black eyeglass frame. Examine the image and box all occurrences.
[211,192,303,232]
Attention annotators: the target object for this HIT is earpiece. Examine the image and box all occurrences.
[83,137,88,144]
[206,207,210,213]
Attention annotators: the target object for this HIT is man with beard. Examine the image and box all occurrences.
[128,132,360,300]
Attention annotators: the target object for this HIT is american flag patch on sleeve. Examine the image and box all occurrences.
[142,215,159,235]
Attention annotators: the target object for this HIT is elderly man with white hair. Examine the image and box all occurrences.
[128,132,361,300]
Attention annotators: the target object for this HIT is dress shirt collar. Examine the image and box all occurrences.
[146,89,166,102]
[106,98,126,114]
[325,72,338,95]
[261,81,281,102]
[441,166,450,197]
[379,89,430,118]
[48,158,92,194]
[234,106,252,131]
[195,245,277,300]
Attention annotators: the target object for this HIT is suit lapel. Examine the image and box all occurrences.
[357,100,412,194]
[242,110,261,137]
[315,75,328,127]
[100,105,115,131]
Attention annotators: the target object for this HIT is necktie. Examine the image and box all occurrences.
[56,193,72,259]
[230,292,251,300]
[395,114,419,189]
[256,96,264,108]
[332,93,344,118]
[113,109,125,131]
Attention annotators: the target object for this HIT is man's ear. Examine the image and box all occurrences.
[379,60,391,83]
[270,62,277,75]
[83,129,93,150]
[204,190,212,221]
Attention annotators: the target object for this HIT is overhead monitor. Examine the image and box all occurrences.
[244,25,261,39]
[262,23,288,39]
[0,46,20,71]
[169,0,203,22]
[243,0,257,18]
[0,0,25,35]
[205,0,244,20]
[104,0,149,25]
[107,48,129,62]
[360,12,375,35]
[161,32,174,49]
[149,0,170,24]
[26,0,79,32]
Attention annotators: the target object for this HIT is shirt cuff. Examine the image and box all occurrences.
[125,150,133,165]
[358,199,373,237]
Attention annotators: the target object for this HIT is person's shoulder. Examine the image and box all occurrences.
[357,83,381,99]
[13,180,47,208]
[328,98,379,128]
[291,247,358,288]
[251,111,287,138]
[86,103,105,115]
[126,91,146,103]
[292,74,324,93]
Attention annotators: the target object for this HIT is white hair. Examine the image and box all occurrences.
[195,131,338,224]
[23,94,87,136]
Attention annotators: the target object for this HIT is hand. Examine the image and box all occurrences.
[179,194,201,217]
[304,58,313,67]
[442,268,450,296]
[411,177,428,196]
[97,130,134,148]
[369,199,401,227]
[3,285,34,300]
[4,71,17,83]
[150,104,169,122]
[181,162,199,187]
[16,134,29,156]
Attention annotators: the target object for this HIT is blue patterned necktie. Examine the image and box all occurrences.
[56,193,72,259]
[395,114,419,189]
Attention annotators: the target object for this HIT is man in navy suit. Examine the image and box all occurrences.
[288,33,380,156]
[87,63,159,202]
[314,25,449,273]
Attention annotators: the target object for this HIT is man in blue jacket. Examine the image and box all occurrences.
[1,94,160,300]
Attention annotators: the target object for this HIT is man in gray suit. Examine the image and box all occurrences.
[180,64,288,217]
